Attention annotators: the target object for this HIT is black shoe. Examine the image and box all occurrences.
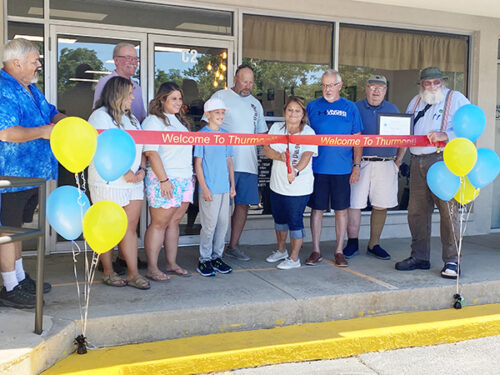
[343,238,359,259]
[211,258,232,274]
[0,285,36,309]
[197,261,216,277]
[116,256,148,270]
[112,260,127,276]
[19,273,52,294]
[367,245,391,260]
[395,257,430,271]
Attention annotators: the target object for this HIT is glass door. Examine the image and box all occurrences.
[48,25,147,252]
[148,35,234,245]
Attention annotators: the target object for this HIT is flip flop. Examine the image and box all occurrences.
[165,267,191,278]
[103,272,126,287]
[127,274,151,290]
[145,271,170,282]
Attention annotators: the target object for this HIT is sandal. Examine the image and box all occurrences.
[145,270,170,282]
[166,267,191,277]
[127,274,151,290]
[103,272,126,287]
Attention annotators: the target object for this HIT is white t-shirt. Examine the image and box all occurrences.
[206,89,268,174]
[87,107,143,189]
[268,122,318,196]
[142,114,193,179]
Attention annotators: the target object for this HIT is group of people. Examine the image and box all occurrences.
[0,37,470,309]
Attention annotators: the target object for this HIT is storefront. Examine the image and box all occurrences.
[2,0,499,254]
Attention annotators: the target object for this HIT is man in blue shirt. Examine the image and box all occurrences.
[305,69,363,267]
[0,38,65,309]
[343,75,406,261]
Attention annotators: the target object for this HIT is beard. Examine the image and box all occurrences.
[419,86,445,105]
[30,70,39,84]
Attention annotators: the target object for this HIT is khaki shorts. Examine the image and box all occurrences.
[350,160,399,209]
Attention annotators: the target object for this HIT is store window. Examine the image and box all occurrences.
[242,15,332,118]
[7,0,44,18]
[49,0,233,36]
[338,24,469,210]
[7,22,45,93]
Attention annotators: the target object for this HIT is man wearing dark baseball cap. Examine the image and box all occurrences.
[395,66,470,279]
[344,74,405,262]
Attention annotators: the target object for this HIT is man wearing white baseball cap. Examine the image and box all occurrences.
[194,98,236,276]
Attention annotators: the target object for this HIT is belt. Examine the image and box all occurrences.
[410,152,440,157]
[362,156,396,162]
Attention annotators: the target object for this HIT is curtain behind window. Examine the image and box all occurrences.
[340,24,467,72]
[243,15,332,65]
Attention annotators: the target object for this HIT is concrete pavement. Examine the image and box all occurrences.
[1,233,500,374]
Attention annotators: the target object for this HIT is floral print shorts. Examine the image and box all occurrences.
[145,172,194,209]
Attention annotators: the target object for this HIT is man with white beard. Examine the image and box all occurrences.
[394,67,469,279]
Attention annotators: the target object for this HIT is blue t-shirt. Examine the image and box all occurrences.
[0,69,59,192]
[193,126,234,194]
[307,97,363,175]
[355,99,400,157]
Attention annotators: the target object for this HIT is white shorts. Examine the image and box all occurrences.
[350,160,398,209]
[90,183,144,207]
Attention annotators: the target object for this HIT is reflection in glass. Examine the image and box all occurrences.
[7,0,43,18]
[50,0,232,36]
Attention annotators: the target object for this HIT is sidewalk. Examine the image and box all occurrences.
[2,233,500,374]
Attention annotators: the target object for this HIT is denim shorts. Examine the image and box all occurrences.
[234,172,259,205]
[270,190,310,239]
[308,173,350,211]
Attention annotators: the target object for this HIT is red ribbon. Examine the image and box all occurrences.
[120,130,445,148]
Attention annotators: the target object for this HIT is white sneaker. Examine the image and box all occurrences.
[277,257,301,270]
[266,249,288,263]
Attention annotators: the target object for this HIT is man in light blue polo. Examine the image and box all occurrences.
[206,64,268,261]
[344,74,406,261]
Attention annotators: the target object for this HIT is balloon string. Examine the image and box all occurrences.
[71,240,85,334]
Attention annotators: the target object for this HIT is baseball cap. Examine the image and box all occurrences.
[204,98,230,112]
[367,74,387,86]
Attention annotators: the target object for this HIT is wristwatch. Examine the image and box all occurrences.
[353,163,361,168]
[294,168,300,176]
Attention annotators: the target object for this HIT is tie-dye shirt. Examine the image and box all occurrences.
[0,69,59,192]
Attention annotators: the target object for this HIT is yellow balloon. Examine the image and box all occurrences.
[454,177,480,204]
[50,117,98,173]
[82,201,127,254]
[443,137,477,176]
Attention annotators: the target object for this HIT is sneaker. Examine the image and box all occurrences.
[19,273,52,294]
[367,245,391,260]
[395,257,430,271]
[197,261,216,277]
[343,239,359,259]
[211,258,233,274]
[266,249,288,263]
[305,251,322,266]
[224,247,250,261]
[334,253,348,267]
[441,262,459,279]
[277,257,301,270]
[0,285,36,309]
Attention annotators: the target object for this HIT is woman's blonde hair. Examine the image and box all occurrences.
[148,82,190,129]
[95,76,138,128]
[283,96,308,132]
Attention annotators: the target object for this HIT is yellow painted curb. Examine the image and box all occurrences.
[43,303,500,375]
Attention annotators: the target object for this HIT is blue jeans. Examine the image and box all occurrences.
[270,190,310,239]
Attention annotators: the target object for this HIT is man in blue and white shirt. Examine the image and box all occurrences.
[0,38,65,309]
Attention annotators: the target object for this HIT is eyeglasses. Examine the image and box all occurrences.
[321,82,341,90]
[421,79,442,88]
[367,85,386,91]
[116,55,140,63]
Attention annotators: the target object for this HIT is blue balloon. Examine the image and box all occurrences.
[452,104,486,142]
[46,186,90,240]
[467,148,500,188]
[94,128,136,182]
[426,161,460,201]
